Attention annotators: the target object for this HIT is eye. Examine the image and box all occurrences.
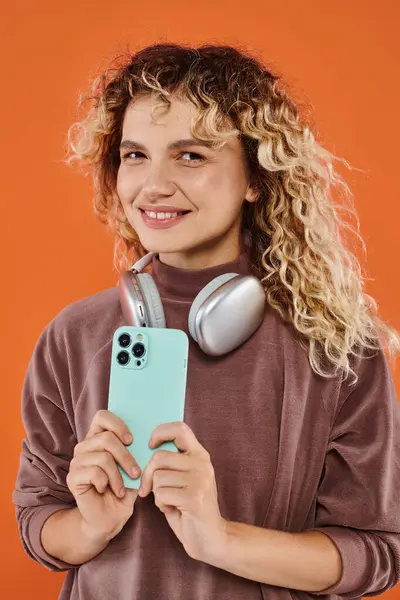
[122,151,145,161]
[180,151,205,164]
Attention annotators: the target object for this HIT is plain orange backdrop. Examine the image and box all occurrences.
[2,0,400,598]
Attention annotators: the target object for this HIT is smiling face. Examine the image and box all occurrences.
[116,94,256,269]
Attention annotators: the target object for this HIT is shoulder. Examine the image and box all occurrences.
[257,304,343,417]
[337,342,397,411]
[258,302,310,363]
[44,286,124,361]
[53,285,121,326]
[52,285,121,331]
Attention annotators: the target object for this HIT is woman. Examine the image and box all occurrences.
[13,43,400,600]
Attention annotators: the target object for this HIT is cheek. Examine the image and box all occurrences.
[192,169,247,214]
[116,167,139,206]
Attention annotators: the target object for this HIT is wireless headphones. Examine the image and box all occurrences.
[118,252,266,356]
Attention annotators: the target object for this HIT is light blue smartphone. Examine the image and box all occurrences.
[108,325,189,489]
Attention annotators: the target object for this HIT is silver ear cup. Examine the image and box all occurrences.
[119,271,166,328]
[188,274,238,342]
[188,274,265,356]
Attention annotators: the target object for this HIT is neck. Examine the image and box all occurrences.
[158,233,245,271]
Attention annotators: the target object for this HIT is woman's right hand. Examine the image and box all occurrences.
[66,409,141,543]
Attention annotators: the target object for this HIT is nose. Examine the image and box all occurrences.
[141,161,176,201]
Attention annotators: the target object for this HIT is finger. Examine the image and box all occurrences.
[74,431,141,481]
[153,487,187,513]
[86,409,133,446]
[149,422,201,454]
[123,488,140,507]
[70,451,126,498]
[139,450,191,497]
[153,469,189,492]
[67,465,109,496]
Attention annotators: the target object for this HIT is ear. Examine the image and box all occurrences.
[244,185,258,204]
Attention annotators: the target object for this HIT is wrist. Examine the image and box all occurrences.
[78,511,111,549]
[41,507,110,566]
[201,518,232,568]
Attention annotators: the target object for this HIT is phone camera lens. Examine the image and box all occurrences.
[132,342,145,358]
[117,350,130,365]
[118,333,131,348]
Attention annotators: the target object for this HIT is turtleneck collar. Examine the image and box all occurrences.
[150,252,254,302]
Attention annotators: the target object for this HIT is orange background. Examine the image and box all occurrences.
[2,1,400,598]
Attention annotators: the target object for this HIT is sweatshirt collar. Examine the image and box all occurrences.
[150,252,253,302]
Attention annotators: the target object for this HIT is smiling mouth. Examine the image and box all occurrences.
[139,208,190,221]
[138,207,192,229]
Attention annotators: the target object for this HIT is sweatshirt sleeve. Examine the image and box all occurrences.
[310,345,400,598]
[12,323,78,572]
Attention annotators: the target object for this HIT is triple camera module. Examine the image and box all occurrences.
[116,332,146,368]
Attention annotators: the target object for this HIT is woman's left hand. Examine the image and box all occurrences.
[139,422,227,562]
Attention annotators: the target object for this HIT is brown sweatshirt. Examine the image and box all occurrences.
[13,253,400,600]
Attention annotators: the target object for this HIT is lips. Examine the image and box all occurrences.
[138,206,191,229]
[138,205,190,212]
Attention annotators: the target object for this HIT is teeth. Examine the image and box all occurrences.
[144,210,183,220]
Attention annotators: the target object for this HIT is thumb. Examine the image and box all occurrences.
[121,488,139,506]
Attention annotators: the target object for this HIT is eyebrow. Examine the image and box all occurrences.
[119,138,215,152]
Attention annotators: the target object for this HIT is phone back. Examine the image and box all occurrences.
[108,325,189,489]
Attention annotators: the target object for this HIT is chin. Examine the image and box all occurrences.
[137,232,199,256]
[133,217,231,260]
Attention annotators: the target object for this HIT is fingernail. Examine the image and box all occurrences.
[119,487,125,498]
[131,467,140,478]
[139,487,144,496]
[124,433,133,444]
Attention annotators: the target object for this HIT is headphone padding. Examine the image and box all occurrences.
[137,273,166,328]
[188,273,238,342]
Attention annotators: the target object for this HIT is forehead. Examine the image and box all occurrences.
[122,95,198,133]
[121,94,238,149]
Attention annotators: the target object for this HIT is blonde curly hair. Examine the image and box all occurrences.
[67,42,400,384]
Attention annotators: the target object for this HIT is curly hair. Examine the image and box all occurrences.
[67,42,400,384]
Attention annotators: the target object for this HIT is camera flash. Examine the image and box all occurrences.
[136,334,143,341]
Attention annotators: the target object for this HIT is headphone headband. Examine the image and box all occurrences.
[131,252,155,274]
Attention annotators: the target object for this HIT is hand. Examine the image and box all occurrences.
[139,422,227,562]
[66,409,141,543]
